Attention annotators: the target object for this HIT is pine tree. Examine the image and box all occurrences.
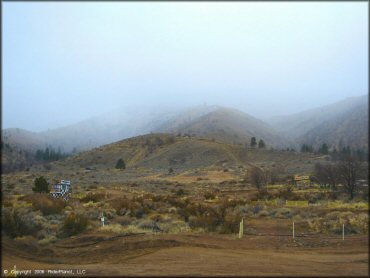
[115,158,126,169]
[250,137,257,148]
[32,176,50,193]
[319,143,329,155]
[258,139,266,148]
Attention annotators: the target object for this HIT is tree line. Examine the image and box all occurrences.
[300,143,367,161]
[314,152,367,199]
[248,150,367,200]
[249,137,266,148]
[35,146,70,162]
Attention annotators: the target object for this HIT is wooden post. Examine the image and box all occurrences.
[239,218,244,239]
[293,221,295,240]
[342,224,344,241]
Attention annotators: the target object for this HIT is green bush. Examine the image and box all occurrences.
[32,195,65,215]
[32,176,49,193]
[175,188,185,196]
[62,212,88,236]
[115,158,126,169]
[2,207,43,238]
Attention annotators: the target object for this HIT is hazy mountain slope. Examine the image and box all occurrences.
[2,128,47,152]
[37,108,181,152]
[157,107,289,148]
[267,95,368,149]
[154,105,220,132]
[296,101,368,150]
[4,95,367,160]
[1,129,46,172]
[2,108,180,154]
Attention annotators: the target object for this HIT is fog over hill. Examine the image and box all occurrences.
[266,95,368,150]
[157,106,288,148]
[2,95,368,157]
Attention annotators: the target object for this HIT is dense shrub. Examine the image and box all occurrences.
[277,185,295,200]
[62,212,88,237]
[252,204,264,214]
[204,191,216,200]
[308,211,368,234]
[32,195,65,215]
[2,207,43,238]
[119,216,133,226]
[272,208,292,218]
[134,207,146,218]
[188,215,219,232]
[175,188,185,196]
[32,176,49,193]
[109,197,149,218]
[115,158,126,169]
[257,210,270,217]
[81,192,105,203]
[137,220,161,232]
[256,189,270,200]
[233,204,252,217]
[219,214,241,234]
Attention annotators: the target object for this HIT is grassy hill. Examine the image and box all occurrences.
[49,133,325,176]
[157,107,289,148]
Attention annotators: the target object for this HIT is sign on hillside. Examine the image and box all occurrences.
[294,175,310,181]
[51,180,72,200]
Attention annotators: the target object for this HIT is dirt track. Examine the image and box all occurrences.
[2,232,368,276]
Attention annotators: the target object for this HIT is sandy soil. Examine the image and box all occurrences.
[2,232,368,277]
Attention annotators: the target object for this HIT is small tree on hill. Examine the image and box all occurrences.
[337,156,363,200]
[314,163,340,190]
[319,143,329,155]
[258,139,266,149]
[248,166,270,191]
[250,137,257,148]
[115,158,126,169]
[32,176,49,193]
[301,144,313,153]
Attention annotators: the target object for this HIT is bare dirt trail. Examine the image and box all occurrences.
[2,233,368,276]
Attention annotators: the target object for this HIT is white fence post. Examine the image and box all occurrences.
[342,224,344,241]
[239,218,244,239]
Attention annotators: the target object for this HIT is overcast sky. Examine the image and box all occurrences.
[3,2,368,132]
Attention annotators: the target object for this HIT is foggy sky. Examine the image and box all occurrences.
[3,2,368,132]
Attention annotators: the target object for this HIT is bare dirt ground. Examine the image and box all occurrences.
[2,231,368,277]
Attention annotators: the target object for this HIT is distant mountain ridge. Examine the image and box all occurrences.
[2,95,368,173]
[266,95,368,150]
[157,106,288,148]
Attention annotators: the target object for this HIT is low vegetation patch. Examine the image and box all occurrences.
[62,212,89,237]
[80,192,106,203]
[2,207,43,238]
[32,195,65,215]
